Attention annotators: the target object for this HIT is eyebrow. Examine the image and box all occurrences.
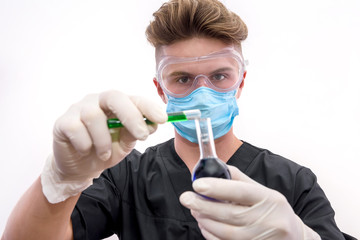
[167,67,235,78]
[168,71,191,77]
[209,67,234,75]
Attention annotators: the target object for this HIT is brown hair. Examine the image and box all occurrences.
[146,0,248,48]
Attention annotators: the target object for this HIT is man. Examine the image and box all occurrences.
[2,0,351,239]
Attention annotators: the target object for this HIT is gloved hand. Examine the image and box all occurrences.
[180,165,321,240]
[41,90,167,204]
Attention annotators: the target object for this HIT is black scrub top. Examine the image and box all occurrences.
[71,139,346,240]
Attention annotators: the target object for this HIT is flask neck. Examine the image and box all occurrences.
[195,118,218,159]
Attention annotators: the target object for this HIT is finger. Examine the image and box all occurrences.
[126,96,164,135]
[197,221,221,240]
[99,90,150,140]
[129,95,167,124]
[192,177,266,205]
[53,112,92,157]
[99,91,166,140]
[80,94,112,161]
[147,123,159,135]
[192,212,250,240]
[195,211,276,240]
[110,128,137,157]
[227,165,257,184]
[181,191,256,226]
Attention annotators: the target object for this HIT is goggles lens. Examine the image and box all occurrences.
[157,48,245,97]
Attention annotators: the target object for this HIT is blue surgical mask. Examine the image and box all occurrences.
[166,87,239,143]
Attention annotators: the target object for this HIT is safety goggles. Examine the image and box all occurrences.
[156,47,246,98]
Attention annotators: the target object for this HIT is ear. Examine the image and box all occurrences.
[235,71,246,99]
[153,78,168,103]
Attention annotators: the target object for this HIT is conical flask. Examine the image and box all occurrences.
[192,118,231,181]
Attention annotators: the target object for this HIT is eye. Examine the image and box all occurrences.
[211,73,226,81]
[177,76,191,84]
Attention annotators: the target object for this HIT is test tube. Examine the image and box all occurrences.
[107,109,201,129]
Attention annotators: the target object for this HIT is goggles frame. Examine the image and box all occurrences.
[156,47,246,98]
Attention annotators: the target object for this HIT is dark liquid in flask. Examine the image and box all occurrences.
[192,157,231,181]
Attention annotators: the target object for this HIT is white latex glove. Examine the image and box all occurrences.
[180,165,321,240]
[41,90,167,204]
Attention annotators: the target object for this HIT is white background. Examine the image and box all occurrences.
[0,0,359,239]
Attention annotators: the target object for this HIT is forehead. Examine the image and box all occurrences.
[163,55,239,74]
[157,37,233,59]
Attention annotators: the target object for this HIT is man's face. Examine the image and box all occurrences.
[154,37,245,102]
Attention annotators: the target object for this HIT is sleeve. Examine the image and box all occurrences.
[293,167,347,240]
[71,167,122,240]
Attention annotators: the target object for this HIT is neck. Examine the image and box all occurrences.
[174,128,242,173]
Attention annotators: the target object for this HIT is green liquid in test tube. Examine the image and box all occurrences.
[107,109,201,129]
[167,112,188,122]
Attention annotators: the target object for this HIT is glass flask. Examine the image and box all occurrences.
[192,118,231,181]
